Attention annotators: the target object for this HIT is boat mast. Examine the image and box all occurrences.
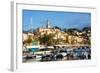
[30,17,33,34]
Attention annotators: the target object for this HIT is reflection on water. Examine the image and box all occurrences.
[22,46,91,63]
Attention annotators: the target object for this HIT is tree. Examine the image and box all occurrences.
[39,34,55,46]
[67,28,80,36]
[62,28,67,32]
[26,36,32,45]
[53,26,61,30]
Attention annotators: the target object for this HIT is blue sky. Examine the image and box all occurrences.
[22,10,91,31]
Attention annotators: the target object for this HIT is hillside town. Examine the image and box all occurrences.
[23,20,91,46]
[22,20,91,62]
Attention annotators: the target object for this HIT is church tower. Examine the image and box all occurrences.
[46,20,51,28]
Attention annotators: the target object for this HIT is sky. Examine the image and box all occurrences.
[22,10,91,31]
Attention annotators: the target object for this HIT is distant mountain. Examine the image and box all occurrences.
[23,29,37,34]
[23,30,29,34]
[82,26,91,31]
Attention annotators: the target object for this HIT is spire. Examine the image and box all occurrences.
[46,20,51,28]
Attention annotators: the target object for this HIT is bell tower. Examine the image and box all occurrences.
[46,20,51,28]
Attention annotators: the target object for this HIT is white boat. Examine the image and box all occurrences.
[26,45,40,49]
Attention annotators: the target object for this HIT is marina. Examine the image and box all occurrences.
[22,45,91,62]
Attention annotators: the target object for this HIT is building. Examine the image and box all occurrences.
[23,20,91,45]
